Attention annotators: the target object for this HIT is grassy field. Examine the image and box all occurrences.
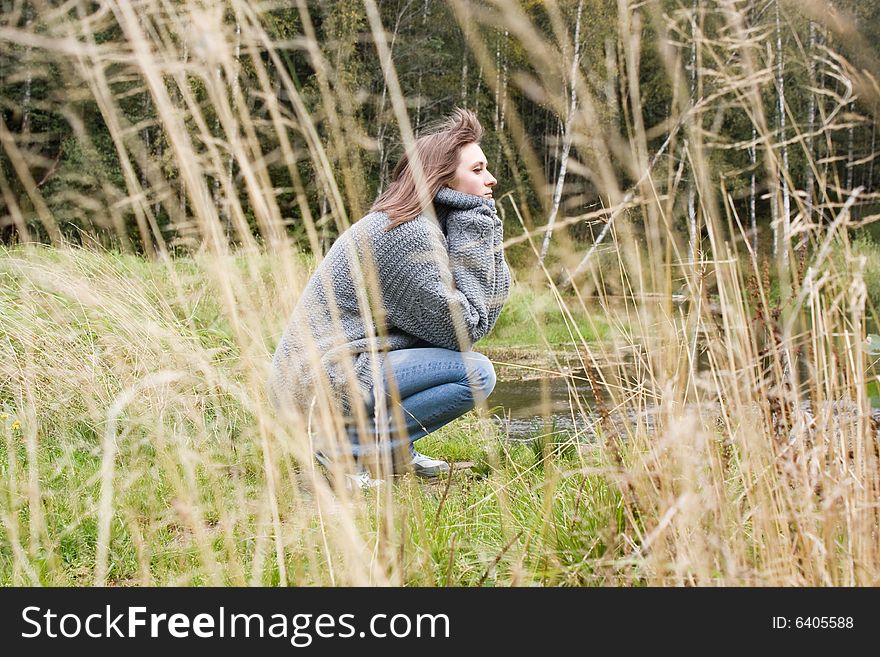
[4,241,879,586]
[0,245,629,586]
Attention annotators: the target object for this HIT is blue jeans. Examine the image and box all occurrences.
[344,348,497,458]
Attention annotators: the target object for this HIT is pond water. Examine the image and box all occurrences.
[486,372,880,444]
[485,371,599,440]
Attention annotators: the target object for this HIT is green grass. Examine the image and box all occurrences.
[0,244,627,586]
[480,286,613,348]
[4,242,870,587]
[376,417,626,587]
[1,409,626,586]
[843,235,880,331]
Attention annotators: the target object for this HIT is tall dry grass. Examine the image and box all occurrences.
[1,0,879,585]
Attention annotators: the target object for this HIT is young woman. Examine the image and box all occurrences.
[269,109,510,489]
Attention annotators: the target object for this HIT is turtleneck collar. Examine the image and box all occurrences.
[433,185,496,211]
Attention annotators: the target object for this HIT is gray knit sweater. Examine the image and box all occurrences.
[269,186,511,417]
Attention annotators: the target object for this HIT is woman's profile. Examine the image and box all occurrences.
[269,108,510,490]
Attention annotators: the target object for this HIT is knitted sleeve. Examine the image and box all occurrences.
[486,208,511,333]
[375,205,508,351]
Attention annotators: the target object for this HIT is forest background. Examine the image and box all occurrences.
[3,0,878,270]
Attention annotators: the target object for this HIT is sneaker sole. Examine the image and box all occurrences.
[315,452,385,490]
[412,462,451,478]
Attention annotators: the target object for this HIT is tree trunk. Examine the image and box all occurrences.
[374,1,406,194]
[474,63,483,114]
[805,20,817,223]
[750,126,757,252]
[819,28,831,198]
[494,30,502,134]
[319,195,329,256]
[460,55,468,108]
[686,0,698,266]
[225,12,242,233]
[499,30,509,137]
[846,99,855,193]
[604,38,618,128]
[21,2,33,135]
[774,0,790,265]
[867,103,876,195]
[543,108,551,184]
[141,92,156,252]
[538,0,584,265]
[180,42,189,219]
[493,28,509,172]
[552,116,562,183]
[414,0,429,132]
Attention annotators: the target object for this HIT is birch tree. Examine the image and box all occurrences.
[374,0,411,194]
[460,50,468,107]
[414,0,429,132]
[604,37,618,128]
[846,98,855,193]
[749,127,757,252]
[211,9,241,235]
[773,0,790,265]
[804,19,818,223]
[493,27,510,172]
[539,0,584,265]
[686,0,698,266]
[21,1,33,136]
[226,9,242,231]
[867,102,876,194]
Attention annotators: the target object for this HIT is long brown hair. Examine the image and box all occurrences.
[371,108,483,230]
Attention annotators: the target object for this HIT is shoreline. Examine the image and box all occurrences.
[479,345,586,381]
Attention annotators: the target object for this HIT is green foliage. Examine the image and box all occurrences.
[849,234,880,318]
[821,232,880,335]
[482,284,611,347]
[4,0,878,264]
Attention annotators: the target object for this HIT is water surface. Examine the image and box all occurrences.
[486,371,597,439]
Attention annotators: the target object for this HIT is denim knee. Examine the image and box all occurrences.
[464,352,497,401]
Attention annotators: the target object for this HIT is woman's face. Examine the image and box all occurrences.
[448,142,497,200]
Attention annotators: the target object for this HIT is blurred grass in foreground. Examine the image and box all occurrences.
[0,245,626,586]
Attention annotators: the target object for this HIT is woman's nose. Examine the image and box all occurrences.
[487,173,497,187]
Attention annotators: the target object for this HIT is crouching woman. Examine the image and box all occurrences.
[269,108,510,489]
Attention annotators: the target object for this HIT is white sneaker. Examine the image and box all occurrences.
[410,449,450,478]
[315,451,384,491]
[343,470,384,491]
